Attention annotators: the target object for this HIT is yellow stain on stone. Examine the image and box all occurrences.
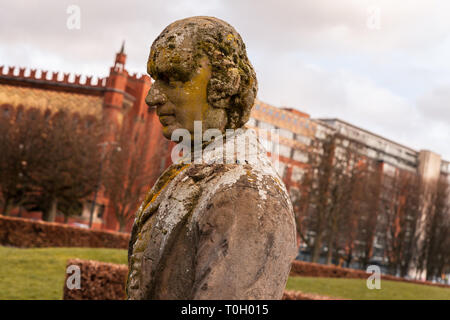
[181,57,211,122]
[245,168,256,182]
[226,33,238,48]
[273,177,285,195]
[142,164,190,212]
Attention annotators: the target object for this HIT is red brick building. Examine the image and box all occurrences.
[0,45,172,232]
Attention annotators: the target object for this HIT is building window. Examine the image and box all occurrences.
[295,134,311,146]
[28,109,39,120]
[316,130,326,139]
[2,108,10,118]
[16,109,23,121]
[96,204,105,219]
[291,166,305,182]
[289,187,300,203]
[279,128,294,140]
[279,144,291,158]
[293,150,308,163]
[246,117,257,127]
[367,149,377,158]
[44,110,51,121]
[258,121,275,131]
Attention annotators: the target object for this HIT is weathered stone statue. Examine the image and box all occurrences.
[126,16,297,300]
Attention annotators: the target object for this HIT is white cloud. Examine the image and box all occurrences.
[0,0,448,159]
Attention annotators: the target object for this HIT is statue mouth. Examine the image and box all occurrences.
[159,115,175,126]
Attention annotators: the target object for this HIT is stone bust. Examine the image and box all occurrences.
[126,16,297,300]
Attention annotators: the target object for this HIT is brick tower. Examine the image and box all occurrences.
[103,41,129,131]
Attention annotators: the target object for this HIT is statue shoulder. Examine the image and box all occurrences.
[193,162,293,219]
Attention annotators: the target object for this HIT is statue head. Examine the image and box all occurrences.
[145,16,258,139]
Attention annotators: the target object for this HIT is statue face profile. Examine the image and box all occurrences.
[145,16,258,140]
[146,55,215,139]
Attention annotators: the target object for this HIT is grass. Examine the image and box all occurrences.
[1,246,449,300]
[286,276,450,300]
[0,246,127,300]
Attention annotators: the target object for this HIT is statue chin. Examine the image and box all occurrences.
[161,124,178,140]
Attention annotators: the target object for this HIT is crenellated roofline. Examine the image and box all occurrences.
[0,65,106,87]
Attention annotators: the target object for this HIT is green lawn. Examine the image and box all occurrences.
[0,246,127,300]
[1,246,449,300]
[286,276,450,300]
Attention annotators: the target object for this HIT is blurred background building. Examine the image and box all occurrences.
[1,48,448,280]
[0,45,172,231]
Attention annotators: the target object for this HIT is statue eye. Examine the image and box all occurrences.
[156,73,175,87]
[168,79,182,89]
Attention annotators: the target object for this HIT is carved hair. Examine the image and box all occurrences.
[148,16,258,129]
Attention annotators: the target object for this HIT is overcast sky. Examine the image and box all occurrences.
[1,0,449,159]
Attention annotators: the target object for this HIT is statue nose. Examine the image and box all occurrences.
[146,86,167,108]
